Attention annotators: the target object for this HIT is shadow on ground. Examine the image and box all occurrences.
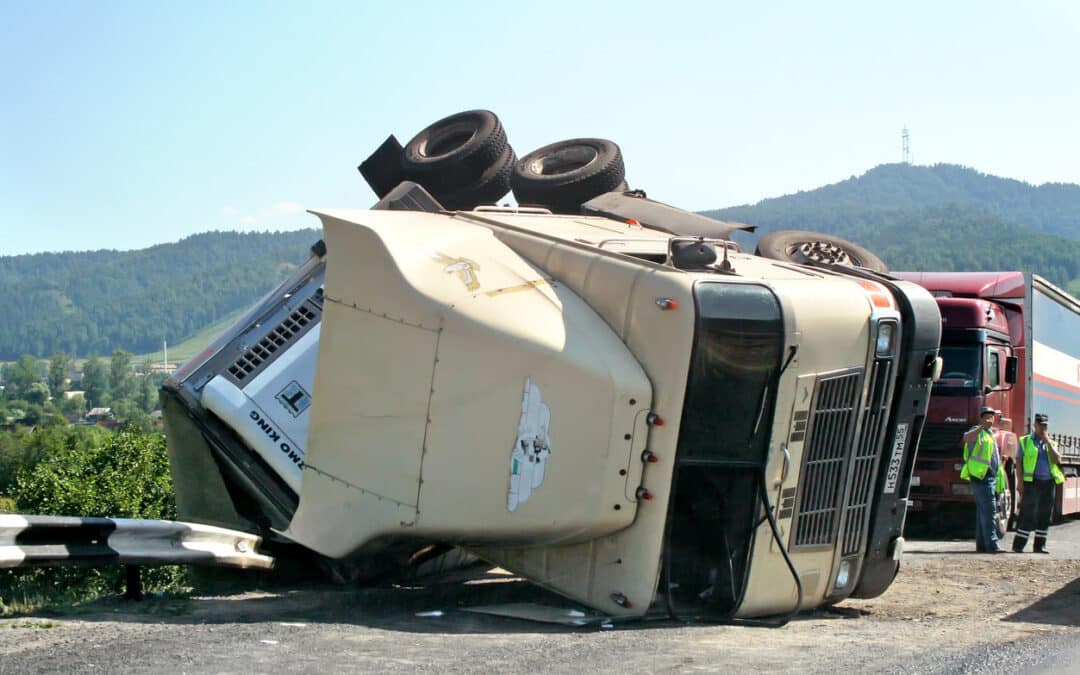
[9,562,862,635]
[1003,577,1080,626]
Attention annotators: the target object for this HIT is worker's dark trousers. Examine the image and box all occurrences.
[1012,479,1056,552]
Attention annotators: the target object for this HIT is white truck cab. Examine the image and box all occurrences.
[163,186,940,620]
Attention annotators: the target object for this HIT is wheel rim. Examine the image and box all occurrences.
[787,240,859,266]
[528,145,599,177]
[996,491,1011,533]
[420,122,477,159]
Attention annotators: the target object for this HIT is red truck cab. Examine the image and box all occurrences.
[893,272,1026,531]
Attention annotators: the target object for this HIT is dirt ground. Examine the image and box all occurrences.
[2,522,1079,674]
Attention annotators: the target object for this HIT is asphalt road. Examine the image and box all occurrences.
[1,518,1079,674]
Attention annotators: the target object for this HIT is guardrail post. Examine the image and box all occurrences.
[123,565,144,600]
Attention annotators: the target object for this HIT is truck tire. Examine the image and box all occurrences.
[995,489,1012,540]
[754,231,889,273]
[434,145,516,210]
[511,138,625,214]
[401,110,509,193]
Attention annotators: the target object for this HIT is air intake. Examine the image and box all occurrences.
[793,370,861,548]
[226,303,319,384]
[840,357,894,555]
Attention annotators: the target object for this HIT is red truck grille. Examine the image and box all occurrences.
[917,423,967,458]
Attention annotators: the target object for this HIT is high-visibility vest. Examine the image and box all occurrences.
[1018,434,1065,485]
[962,427,996,481]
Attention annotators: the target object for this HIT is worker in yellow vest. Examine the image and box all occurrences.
[961,406,1005,553]
[1011,413,1065,554]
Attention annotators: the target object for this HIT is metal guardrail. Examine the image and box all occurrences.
[0,515,274,570]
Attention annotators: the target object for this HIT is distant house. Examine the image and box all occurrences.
[149,363,178,374]
[64,390,86,399]
[86,407,115,422]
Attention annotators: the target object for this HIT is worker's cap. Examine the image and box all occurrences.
[978,406,998,417]
[1034,413,1049,425]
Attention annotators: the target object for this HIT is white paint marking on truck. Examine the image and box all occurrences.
[883,422,910,494]
[508,377,552,512]
[433,251,481,291]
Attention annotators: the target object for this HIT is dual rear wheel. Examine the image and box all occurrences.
[386,110,628,213]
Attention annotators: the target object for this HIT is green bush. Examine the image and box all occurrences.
[11,427,175,519]
[0,425,109,494]
[0,427,188,610]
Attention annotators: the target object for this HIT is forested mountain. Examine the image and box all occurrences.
[707,164,1080,294]
[0,230,319,360]
[4,163,1079,361]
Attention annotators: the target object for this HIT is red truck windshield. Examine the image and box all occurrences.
[933,345,982,395]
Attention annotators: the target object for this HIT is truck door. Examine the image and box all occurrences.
[985,345,1012,432]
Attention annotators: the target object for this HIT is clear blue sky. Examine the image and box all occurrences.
[3,1,1079,255]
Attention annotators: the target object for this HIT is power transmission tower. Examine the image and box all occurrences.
[902,127,911,164]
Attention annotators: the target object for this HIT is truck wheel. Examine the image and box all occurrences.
[754,231,889,273]
[995,489,1012,540]
[434,145,516,210]
[511,138,626,214]
[401,110,509,193]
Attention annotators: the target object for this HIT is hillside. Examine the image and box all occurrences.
[4,163,1080,362]
[0,230,320,360]
[707,164,1080,293]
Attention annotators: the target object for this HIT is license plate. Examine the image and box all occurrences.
[883,423,909,494]
[910,475,921,487]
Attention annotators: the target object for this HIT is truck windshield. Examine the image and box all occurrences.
[933,345,982,395]
[664,283,784,619]
[676,284,784,463]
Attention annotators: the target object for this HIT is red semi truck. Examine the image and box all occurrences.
[893,271,1080,532]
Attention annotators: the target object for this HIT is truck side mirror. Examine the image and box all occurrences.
[1005,356,1018,384]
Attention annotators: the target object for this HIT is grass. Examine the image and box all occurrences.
[2,620,58,629]
[0,308,247,371]
[134,307,247,366]
[0,576,194,618]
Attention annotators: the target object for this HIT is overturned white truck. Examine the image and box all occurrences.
[162,111,941,621]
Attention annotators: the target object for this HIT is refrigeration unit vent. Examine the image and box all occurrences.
[227,304,319,384]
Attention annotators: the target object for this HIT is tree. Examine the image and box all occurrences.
[1,355,43,401]
[81,355,108,407]
[111,397,140,423]
[20,403,46,426]
[109,349,135,402]
[25,382,51,406]
[60,392,88,420]
[4,427,184,600]
[47,352,71,399]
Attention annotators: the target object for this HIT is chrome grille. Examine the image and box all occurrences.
[226,304,318,384]
[793,370,861,548]
[841,358,894,555]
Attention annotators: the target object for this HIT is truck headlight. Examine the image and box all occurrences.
[835,559,851,589]
[876,322,896,356]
